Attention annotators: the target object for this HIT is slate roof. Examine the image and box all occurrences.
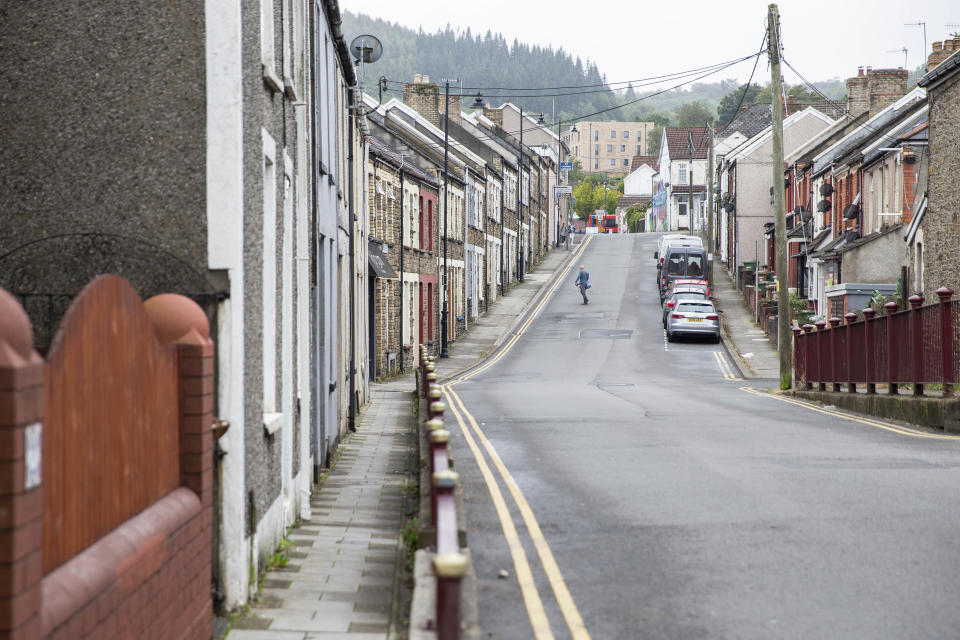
[918,48,960,88]
[630,155,658,172]
[717,103,771,139]
[665,127,710,160]
[786,99,846,119]
[617,195,651,208]
[368,135,438,186]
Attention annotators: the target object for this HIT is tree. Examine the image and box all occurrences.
[716,83,763,125]
[568,159,585,186]
[647,125,664,157]
[572,180,599,217]
[676,101,714,127]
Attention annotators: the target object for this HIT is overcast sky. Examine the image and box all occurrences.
[341,0,958,88]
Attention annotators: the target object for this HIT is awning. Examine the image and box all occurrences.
[368,240,398,279]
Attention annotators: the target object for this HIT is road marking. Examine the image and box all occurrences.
[447,236,592,386]
[663,329,669,351]
[738,386,960,440]
[439,237,593,640]
[713,351,744,381]
[441,386,556,640]
[445,386,592,640]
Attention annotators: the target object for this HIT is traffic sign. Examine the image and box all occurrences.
[554,186,572,198]
[559,161,573,171]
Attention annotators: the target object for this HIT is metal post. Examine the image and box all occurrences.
[885,301,900,394]
[399,164,405,372]
[440,81,451,358]
[909,294,925,396]
[862,308,876,394]
[707,124,714,251]
[937,287,955,396]
[845,312,857,393]
[769,3,792,390]
[518,107,524,283]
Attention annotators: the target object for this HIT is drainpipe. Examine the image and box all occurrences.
[347,86,357,433]
[399,163,405,372]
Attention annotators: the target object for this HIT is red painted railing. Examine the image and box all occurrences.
[793,288,957,396]
[417,344,469,640]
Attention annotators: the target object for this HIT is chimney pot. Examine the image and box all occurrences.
[414,73,421,83]
[858,66,864,76]
[423,74,429,83]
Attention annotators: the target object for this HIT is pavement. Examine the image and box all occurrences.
[711,261,780,381]
[225,238,584,640]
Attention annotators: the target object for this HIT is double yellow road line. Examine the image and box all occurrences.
[440,237,593,639]
[713,351,743,381]
[739,386,960,440]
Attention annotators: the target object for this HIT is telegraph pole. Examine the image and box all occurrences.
[440,80,451,358]
[768,3,792,389]
[707,124,714,253]
[518,107,525,283]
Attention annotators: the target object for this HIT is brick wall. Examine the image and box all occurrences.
[846,69,869,118]
[867,68,908,115]
[922,72,960,296]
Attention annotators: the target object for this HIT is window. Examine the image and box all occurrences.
[637,144,642,155]
[667,254,684,276]
[594,144,599,155]
[686,254,704,277]
[677,195,689,217]
[610,130,616,138]
[594,159,599,169]
[637,131,643,140]
[624,159,630,166]
[607,144,613,152]
[624,131,629,138]
[678,163,687,182]
[610,158,616,167]
[419,196,425,249]
[594,130,598,141]
[620,145,625,152]
[260,0,275,68]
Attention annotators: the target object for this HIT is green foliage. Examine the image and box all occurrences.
[647,125,663,157]
[676,101,714,127]
[716,83,763,125]
[401,518,419,551]
[625,205,646,232]
[567,159,586,186]
[572,178,622,216]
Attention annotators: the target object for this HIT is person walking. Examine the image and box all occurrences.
[574,265,590,305]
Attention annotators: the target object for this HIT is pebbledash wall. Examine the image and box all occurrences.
[920,56,960,296]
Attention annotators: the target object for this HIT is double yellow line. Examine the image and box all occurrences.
[713,351,743,381]
[440,237,593,639]
[739,386,960,440]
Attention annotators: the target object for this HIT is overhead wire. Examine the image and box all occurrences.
[714,33,767,131]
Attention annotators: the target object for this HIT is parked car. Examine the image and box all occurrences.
[662,278,710,301]
[654,235,702,283]
[665,300,721,343]
[662,289,709,328]
[659,246,708,300]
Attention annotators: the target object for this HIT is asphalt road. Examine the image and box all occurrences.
[445,233,960,640]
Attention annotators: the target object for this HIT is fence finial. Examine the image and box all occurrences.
[0,288,39,365]
[144,294,212,346]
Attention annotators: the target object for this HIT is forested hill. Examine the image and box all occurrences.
[343,11,849,127]
[342,11,620,121]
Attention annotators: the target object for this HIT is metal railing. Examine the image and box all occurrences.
[794,288,957,396]
[417,344,469,640]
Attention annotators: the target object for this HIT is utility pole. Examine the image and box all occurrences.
[707,124,715,251]
[518,107,524,283]
[688,131,694,232]
[768,3,792,389]
[440,80,451,358]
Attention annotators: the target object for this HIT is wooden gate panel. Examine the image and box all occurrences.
[43,275,180,573]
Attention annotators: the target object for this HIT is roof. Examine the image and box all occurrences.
[617,196,651,208]
[717,103,771,139]
[918,49,960,89]
[670,185,707,194]
[368,136,438,186]
[665,127,710,160]
[631,155,658,171]
[835,224,903,255]
[786,99,846,120]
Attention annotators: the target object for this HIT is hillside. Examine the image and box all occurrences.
[344,11,850,127]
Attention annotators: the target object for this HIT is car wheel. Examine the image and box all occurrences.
[714,334,721,344]
[666,331,674,342]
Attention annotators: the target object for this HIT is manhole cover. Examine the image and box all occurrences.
[578,329,634,340]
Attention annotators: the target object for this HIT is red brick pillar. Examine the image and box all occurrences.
[0,289,44,640]
[144,294,215,638]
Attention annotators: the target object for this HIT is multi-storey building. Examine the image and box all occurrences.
[563,120,656,173]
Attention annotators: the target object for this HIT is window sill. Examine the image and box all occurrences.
[263,412,284,436]
[262,63,283,94]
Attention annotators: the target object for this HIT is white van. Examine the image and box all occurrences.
[654,234,703,275]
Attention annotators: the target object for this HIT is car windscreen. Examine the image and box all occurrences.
[675,303,714,314]
[685,253,704,277]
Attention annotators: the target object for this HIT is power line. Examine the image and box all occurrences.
[382,52,760,97]
[715,34,767,131]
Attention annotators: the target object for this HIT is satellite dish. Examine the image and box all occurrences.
[350,35,383,64]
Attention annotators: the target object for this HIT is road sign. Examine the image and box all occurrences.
[554,186,572,198]
[559,161,573,171]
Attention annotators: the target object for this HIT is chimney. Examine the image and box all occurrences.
[402,74,441,128]
[439,91,462,127]
[483,106,503,126]
[927,36,960,72]
[866,67,908,115]
[845,68,869,118]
